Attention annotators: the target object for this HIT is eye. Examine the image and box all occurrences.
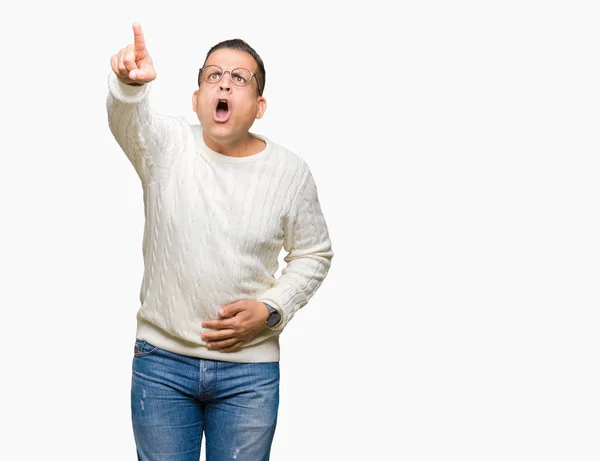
[232,72,248,84]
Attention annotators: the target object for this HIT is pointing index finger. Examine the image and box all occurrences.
[132,22,146,55]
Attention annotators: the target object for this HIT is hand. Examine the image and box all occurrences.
[110,22,157,85]
[201,300,270,353]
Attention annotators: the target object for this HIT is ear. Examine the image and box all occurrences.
[192,90,199,114]
[255,96,267,119]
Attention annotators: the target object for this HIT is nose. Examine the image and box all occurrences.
[219,71,232,92]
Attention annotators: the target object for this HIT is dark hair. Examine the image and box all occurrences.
[201,38,266,96]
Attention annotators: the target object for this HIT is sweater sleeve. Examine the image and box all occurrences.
[258,169,334,331]
[106,71,187,186]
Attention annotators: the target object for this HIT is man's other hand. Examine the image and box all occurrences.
[201,300,271,353]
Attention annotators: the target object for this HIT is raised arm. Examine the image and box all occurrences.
[258,168,335,330]
[106,23,186,186]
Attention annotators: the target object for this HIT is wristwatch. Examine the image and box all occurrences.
[263,303,282,328]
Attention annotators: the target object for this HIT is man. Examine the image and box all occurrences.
[106,22,334,461]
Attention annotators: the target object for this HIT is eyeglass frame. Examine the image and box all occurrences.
[198,65,262,94]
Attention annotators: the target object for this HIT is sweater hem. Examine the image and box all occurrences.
[136,317,281,363]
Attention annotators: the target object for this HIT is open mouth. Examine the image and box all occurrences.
[214,99,231,122]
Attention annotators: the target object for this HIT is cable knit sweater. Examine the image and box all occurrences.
[106,72,334,362]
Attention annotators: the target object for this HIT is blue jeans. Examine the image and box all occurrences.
[131,338,280,461]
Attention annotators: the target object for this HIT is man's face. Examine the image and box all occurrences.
[192,48,266,145]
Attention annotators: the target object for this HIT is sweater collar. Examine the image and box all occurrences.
[192,125,272,164]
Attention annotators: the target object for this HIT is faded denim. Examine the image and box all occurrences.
[131,338,279,461]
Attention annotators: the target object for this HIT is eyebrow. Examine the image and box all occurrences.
[205,63,257,73]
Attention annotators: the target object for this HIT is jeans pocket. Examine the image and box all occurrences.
[134,338,160,357]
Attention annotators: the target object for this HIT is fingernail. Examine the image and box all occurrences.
[218,309,224,316]
[207,343,212,348]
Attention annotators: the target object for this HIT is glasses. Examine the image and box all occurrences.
[198,65,261,92]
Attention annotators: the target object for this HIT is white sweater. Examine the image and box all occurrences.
[106,72,334,362]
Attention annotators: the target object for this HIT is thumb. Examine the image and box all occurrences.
[129,69,144,80]
[218,301,243,318]
[129,66,156,83]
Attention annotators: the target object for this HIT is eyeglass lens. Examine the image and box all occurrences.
[202,65,252,86]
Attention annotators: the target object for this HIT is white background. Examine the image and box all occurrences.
[1,0,598,460]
